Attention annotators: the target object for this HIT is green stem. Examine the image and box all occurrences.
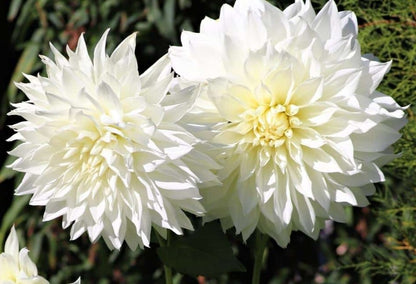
[156,231,173,284]
[251,230,269,284]
[163,262,173,284]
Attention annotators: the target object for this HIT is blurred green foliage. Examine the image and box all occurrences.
[0,0,415,283]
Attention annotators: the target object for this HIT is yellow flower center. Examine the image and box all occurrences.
[250,104,300,147]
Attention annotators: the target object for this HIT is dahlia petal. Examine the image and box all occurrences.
[162,85,198,123]
[329,162,384,187]
[303,147,342,173]
[49,42,69,68]
[43,201,68,221]
[239,149,258,180]
[308,169,331,210]
[290,77,323,106]
[141,55,172,104]
[273,172,293,224]
[358,59,391,95]
[110,32,137,63]
[291,191,316,234]
[351,123,402,152]
[15,174,37,195]
[261,2,290,42]
[4,227,19,262]
[265,68,295,105]
[339,11,358,37]
[223,34,247,78]
[312,0,342,41]
[323,68,362,99]
[208,80,248,121]
[97,82,122,115]
[246,9,267,50]
[288,162,313,198]
[74,33,93,72]
[93,29,110,78]
[298,103,337,126]
[327,203,346,222]
[229,192,253,236]
[219,4,244,39]
[241,212,260,241]
[294,127,326,148]
[19,248,38,276]
[200,16,222,37]
[169,46,201,82]
[287,141,303,164]
[239,176,258,214]
[284,0,315,22]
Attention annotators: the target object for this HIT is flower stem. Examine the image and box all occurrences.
[251,230,268,284]
[156,231,173,284]
[163,263,173,284]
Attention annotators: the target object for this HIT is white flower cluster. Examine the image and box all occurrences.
[9,0,406,255]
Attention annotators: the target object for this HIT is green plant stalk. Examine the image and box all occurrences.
[251,230,268,284]
[156,231,173,284]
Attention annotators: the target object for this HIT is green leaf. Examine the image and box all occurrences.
[157,222,246,277]
[7,28,44,103]
[6,42,40,103]
[162,0,177,42]
[7,0,23,21]
[0,195,30,251]
[12,0,36,42]
[0,154,17,183]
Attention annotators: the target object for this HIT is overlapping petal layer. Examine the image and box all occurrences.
[170,0,407,246]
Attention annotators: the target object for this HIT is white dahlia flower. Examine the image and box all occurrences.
[9,30,219,250]
[169,0,407,246]
[0,226,48,284]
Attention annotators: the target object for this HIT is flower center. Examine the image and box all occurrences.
[251,104,300,147]
[74,123,126,179]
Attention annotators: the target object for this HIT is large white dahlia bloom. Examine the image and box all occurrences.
[9,30,219,250]
[169,0,407,246]
[0,226,48,284]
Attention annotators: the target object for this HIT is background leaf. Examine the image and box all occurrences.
[157,222,246,277]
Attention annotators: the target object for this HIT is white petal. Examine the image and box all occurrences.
[351,123,401,152]
[290,77,323,106]
[312,0,342,41]
[5,226,19,261]
[19,248,38,276]
[93,29,110,78]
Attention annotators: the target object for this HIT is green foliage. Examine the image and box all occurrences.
[157,222,246,277]
[341,184,416,283]
[1,0,416,283]
[335,0,416,282]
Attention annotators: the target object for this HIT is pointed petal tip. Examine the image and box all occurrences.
[5,225,19,256]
